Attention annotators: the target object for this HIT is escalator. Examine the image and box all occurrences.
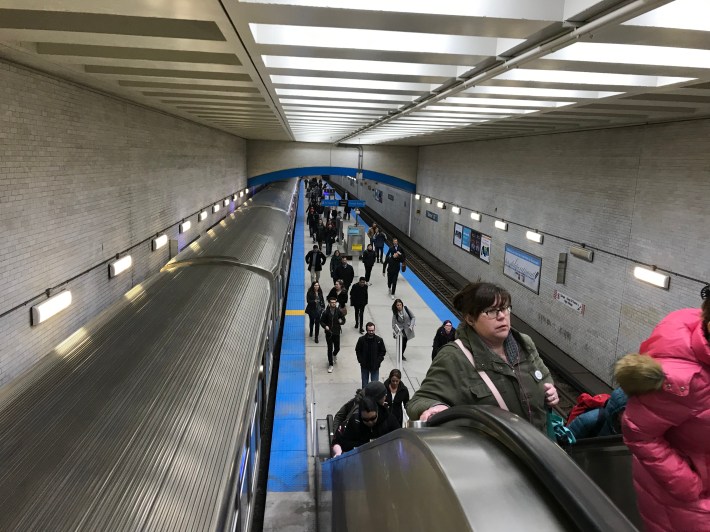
[316,406,639,531]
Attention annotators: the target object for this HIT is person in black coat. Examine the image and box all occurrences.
[361,244,376,283]
[385,368,410,427]
[320,296,346,372]
[305,245,326,283]
[331,396,399,456]
[355,322,386,388]
[305,281,325,342]
[327,280,348,310]
[382,249,404,298]
[431,319,456,360]
[316,220,326,250]
[325,222,337,256]
[334,256,355,290]
[349,277,369,333]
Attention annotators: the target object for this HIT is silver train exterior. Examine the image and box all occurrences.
[0,179,299,532]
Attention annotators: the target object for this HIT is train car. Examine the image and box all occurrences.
[0,179,299,532]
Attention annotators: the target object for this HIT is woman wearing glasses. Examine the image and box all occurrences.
[407,282,559,432]
[331,396,399,456]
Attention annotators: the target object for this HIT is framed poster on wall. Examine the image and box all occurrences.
[453,223,463,247]
[479,235,491,263]
[503,244,542,294]
[461,226,472,252]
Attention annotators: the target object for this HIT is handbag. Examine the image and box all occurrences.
[546,407,576,445]
[401,262,407,273]
[340,306,348,316]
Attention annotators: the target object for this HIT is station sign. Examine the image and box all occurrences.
[321,199,339,207]
[347,200,366,208]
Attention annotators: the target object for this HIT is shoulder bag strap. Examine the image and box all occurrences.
[454,339,509,411]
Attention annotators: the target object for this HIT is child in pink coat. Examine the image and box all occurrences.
[615,288,710,532]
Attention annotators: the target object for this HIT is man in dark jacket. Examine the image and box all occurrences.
[305,245,326,283]
[331,396,399,456]
[334,256,355,290]
[382,249,404,299]
[320,296,345,373]
[361,244,376,284]
[355,322,386,388]
[349,277,369,333]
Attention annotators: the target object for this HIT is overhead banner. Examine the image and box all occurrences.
[452,223,490,264]
[503,244,542,294]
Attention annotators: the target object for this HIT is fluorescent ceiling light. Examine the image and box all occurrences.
[451,206,461,214]
[633,266,670,289]
[470,212,481,221]
[109,255,133,278]
[526,231,544,244]
[276,88,411,101]
[463,86,621,99]
[439,98,573,108]
[213,204,220,213]
[250,23,523,56]
[495,220,508,231]
[263,55,464,77]
[546,42,710,70]
[152,234,168,251]
[624,0,710,32]
[425,197,432,204]
[242,0,560,20]
[495,69,691,87]
[436,201,445,208]
[273,75,432,92]
[31,290,72,325]
[180,221,191,233]
[223,198,230,206]
[280,98,397,109]
[415,194,421,200]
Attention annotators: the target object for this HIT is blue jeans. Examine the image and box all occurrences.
[360,367,379,389]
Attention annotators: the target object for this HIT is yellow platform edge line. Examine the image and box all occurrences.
[285,309,305,315]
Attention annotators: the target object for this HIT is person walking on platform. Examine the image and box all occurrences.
[385,238,405,262]
[373,228,386,263]
[432,320,456,360]
[331,396,398,456]
[391,299,415,361]
[334,256,355,290]
[306,281,325,343]
[367,223,378,247]
[385,369,410,427]
[308,207,320,242]
[355,322,386,389]
[406,282,559,428]
[349,277,369,333]
[320,296,345,373]
[382,249,404,298]
[361,244,376,284]
[305,245,326,283]
[327,279,348,313]
[329,249,342,285]
[325,221,337,256]
[316,219,326,251]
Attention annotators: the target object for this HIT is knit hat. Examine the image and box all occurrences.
[443,320,453,327]
[363,381,386,402]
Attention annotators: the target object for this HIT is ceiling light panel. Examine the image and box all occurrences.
[271,75,433,92]
[275,88,413,101]
[462,86,622,99]
[494,69,692,87]
[623,0,710,32]
[263,56,465,77]
[545,42,710,70]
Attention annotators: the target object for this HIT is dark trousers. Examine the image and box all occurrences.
[325,333,340,365]
[325,239,333,255]
[309,315,320,340]
[353,306,365,328]
[387,271,400,295]
[375,247,384,263]
[360,366,379,389]
[364,264,373,282]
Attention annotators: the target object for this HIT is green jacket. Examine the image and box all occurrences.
[406,323,553,431]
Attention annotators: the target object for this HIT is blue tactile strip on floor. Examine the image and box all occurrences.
[267,183,309,492]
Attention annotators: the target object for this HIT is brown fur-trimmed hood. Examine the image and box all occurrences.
[614,354,665,396]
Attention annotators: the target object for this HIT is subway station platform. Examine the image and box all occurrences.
[263,181,461,531]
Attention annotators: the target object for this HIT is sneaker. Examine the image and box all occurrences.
[390,293,395,300]
[328,365,333,373]
[354,324,359,328]
[359,328,364,334]
[314,337,319,343]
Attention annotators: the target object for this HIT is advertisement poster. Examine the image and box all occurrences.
[469,230,480,257]
[479,235,491,263]
[453,223,463,247]
[374,189,383,203]
[503,244,542,294]
[461,226,472,252]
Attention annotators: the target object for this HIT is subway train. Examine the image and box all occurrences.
[0,179,299,531]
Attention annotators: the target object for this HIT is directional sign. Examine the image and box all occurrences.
[347,200,366,208]
[338,199,348,206]
[321,199,338,207]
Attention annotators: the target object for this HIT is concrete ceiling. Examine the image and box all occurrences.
[1,0,709,145]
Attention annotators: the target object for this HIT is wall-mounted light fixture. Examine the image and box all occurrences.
[223,198,229,206]
[415,194,421,200]
[526,230,543,244]
[180,220,191,233]
[436,201,444,209]
[152,234,168,251]
[233,193,238,201]
[495,220,508,231]
[109,255,133,278]
[199,211,207,222]
[451,206,461,214]
[31,290,72,325]
[634,265,670,289]
[212,204,220,213]
[240,191,245,197]
[470,212,481,222]
[569,245,594,262]
[425,197,432,204]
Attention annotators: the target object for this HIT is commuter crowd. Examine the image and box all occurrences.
[303,178,710,532]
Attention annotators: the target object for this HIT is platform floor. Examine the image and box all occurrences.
[264,182,460,531]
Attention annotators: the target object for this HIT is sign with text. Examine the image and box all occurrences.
[321,199,338,207]
[425,210,438,222]
[553,289,585,315]
[504,244,542,294]
[347,200,366,208]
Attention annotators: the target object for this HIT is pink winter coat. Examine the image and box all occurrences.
[618,309,710,532]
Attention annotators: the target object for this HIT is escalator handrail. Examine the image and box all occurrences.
[428,405,637,532]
